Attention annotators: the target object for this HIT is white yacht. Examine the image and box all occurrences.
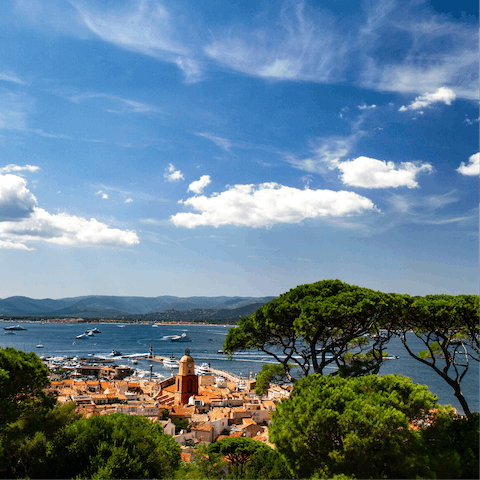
[195,363,211,375]
[163,354,179,368]
[171,333,191,342]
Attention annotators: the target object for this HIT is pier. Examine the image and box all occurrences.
[137,355,249,382]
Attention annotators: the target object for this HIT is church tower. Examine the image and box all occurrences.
[174,349,198,405]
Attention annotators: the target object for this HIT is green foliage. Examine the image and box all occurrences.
[269,374,440,479]
[0,347,81,479]
[173,443,228,479]
[224,280,401,379]
[208,437,269,466]
[422,410,479,479]
[0,347,55,427]
[254,363,293,396]
[398,294,479,419]
[48,413,181,479]
[173,417,191,434]
[161,408,170,419]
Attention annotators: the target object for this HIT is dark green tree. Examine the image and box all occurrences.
[269,374,440,479]
[224,280,401,380]
[207,437,290,479]
[48,413,181,479]
[0,347,55,427]
[0,348,80,479]
[397,294,479,419]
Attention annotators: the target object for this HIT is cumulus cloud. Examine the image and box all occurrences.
[0,173,139,248]
[95,190,109,200]
[171,182,377,228]
[0,209,139,247]
[0,164,40,173]
[124,198,133,203]
[456,153,479,176]
[399,87,456,112]
[164,164,184,182]
[334,156,433,189]
[358,103,376,110]
[0,174,38,220]
[188,175,211,194]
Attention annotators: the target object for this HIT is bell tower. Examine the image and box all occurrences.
[174,349,198,405]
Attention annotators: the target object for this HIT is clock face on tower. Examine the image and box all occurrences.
[188,363,192,368]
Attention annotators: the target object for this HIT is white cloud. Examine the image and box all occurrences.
[0,174,38,220]
[0,239,34,250]
[359,6,478,100]
[334,156,433,189]
[0,164,40,173]
[171,182,377,228]
[0,90,34,130]
[188,175,211,194]
[0,173,139,248]
[95,190,109,200]
[124,198,133,203]
[399,87,456,111]
[358,103,376,110]
[196,133,231,151]
[0,208,139,247]
[0,71,26,85]
[456,153,479,177]
[164,164,184,182]
[73,1,201,83]
[68,93,162,115]
[204,2,344,84]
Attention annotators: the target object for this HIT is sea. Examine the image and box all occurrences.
[1,321,478,415]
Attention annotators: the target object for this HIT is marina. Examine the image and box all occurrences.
[0,320,478,415]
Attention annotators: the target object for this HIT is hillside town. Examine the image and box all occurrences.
[46,349,291,458]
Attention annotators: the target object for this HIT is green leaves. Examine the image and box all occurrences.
[270,374,438,479]
[48,413,181,479]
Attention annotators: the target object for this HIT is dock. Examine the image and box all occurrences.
[137,355,249,382]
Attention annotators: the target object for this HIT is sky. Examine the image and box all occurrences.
[0,0,478,299]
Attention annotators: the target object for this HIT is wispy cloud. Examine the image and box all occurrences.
[205,1,345,83]
[195,133,231,151]
[0,90,34,130]
[164,163,184,182]
[359,3,478,100]
[68,92,163,115]
[72,0,202,83]
[0,71,27,85]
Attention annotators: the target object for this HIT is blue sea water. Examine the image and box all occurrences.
[1,321,478,415]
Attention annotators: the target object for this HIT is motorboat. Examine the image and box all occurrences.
[87,331,95,337]
[36,344,44,348]
[163,354,179,368]
[4,325,27,331]
[110,350,122,356]
[88,328,101,333]
[195,363,211,375]
[171,333,191,342]
[76,333,87,339]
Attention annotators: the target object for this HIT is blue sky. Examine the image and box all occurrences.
[0,0,478,299]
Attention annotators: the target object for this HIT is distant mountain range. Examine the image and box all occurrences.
[0,295,276,319]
